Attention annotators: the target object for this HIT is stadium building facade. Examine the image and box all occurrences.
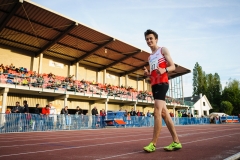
[0,0,193,117]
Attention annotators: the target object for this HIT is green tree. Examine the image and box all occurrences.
[222,79,240,115]
[192,63,207,96]
[220,101,233,115]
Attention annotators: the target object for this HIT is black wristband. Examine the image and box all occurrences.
[165,68,168,73]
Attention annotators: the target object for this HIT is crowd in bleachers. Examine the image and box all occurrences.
[0,63,189,106]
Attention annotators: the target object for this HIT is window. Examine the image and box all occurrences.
[194,110,198,115]
[203,111,207,116]
[203,102,205,106]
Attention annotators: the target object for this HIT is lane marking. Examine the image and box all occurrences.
[0,128,239,148]
[0,129,239,157]
[96,133,240,160]
[224,152,240,160]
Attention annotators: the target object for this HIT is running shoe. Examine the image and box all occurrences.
[164,142,182,151]
[143,142,156,153]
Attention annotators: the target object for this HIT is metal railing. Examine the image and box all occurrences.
[0,113,213,133]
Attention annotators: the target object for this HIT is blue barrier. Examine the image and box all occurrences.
[0,113,229,133]
[219,116,239,123]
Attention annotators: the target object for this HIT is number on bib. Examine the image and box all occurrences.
[150,59,158,72]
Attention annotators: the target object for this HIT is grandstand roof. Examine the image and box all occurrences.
[0,0,191,79]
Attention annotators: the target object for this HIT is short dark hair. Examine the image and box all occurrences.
[23,100,27,104]
[46,105,49,108]
[36,104,39,107]
[144,29,158,39]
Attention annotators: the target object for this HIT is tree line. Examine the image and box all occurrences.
[192,62,240,115]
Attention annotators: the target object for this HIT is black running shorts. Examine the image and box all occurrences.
[152,83,169,100]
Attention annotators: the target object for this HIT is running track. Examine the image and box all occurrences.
[0,124,240,160]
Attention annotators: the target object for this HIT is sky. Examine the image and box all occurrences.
[31,0,240,97]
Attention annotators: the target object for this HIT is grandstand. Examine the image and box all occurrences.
[0,0,192,116]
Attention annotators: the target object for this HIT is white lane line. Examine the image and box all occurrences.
[0,128,239,148]
[0,129,153,143]
[0,129,239,158]
[224,152,240,160]
[0,126,232,148]
[96,133,240,160]
[0,124,237,140]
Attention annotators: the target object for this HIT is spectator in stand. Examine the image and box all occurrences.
[91,106,98,129]
[11,102,22,113]
[0,66,3,74]
[48,102,56,130]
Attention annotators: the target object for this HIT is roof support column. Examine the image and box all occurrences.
[125,75,128,88]
[38,53,43,74]
[137,79,139,92]
[1,88,9,114]
[105,98,109,113]
[75,62,79,80]
[96,71,100,83]
[181,76,184,102]
[119,76,122,87]
[143,79,146,91]
[133,101,137,111]
[103,69,106,84]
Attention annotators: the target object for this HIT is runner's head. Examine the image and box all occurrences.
[144,29,158,47]
[144,29,158,39]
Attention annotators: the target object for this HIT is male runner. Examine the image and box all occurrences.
[143,29,182,152]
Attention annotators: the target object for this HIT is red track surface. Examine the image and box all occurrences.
[0,124,240,160]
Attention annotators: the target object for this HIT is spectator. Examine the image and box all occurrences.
[22,100,29,113]
[130,108,136,124]
[178,111,182,118]
[41,105,50,130]
[75,106,83,129]
[42,105,50,115]
[136,110,141,116]
[124,110,128,122]
[76,106,83,115]
[147,110,151,126]
[34,104,41,114]
[91,106,98,129]
[48,102,56,130]
[5,108,11,114]
[33,104,41,131]
[100,109,106,128]
[130,108,136,116]
[170,112,174,117]
[61,106,71,126]
[11,101,22,113]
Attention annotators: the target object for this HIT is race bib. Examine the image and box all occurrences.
[149,58,158,72]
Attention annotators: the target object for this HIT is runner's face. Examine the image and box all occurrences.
[145,34,157,47]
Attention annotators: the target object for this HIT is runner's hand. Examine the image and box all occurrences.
[157,66,165,74]
[143,66,150,76]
